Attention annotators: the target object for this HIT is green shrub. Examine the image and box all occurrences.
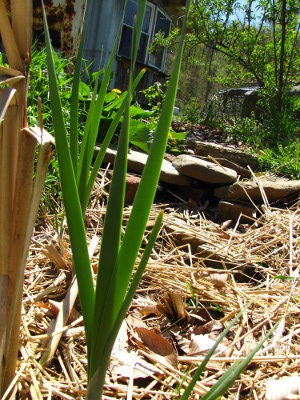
[258,89,300,148]
[258,140,300,179]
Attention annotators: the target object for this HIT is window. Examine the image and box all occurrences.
[118,0,171,71]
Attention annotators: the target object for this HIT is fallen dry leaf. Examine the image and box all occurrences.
[135,327,178,367]
[39,300,82,324]
[157,291,187,320]
[188,333,227,356]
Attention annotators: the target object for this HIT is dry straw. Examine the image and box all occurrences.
[0,1,53,396]
[16,170,300,398]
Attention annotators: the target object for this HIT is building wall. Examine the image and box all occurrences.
[83,0,170,103]
[82,0,125,85]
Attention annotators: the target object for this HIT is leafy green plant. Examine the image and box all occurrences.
[97,91,155,153]
[179,96,202,123]
[141,80,167,115]
[222,113,264,148]
[258,141,300,179]
[258,89,300,148]
[42,1,191,399]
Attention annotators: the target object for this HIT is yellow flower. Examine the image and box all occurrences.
[112,88,122,98]
[168,132,173,139]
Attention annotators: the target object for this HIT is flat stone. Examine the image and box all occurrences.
[199,156,252,178]
[217,200,257,224]
[214,175,300,203]
[172,154,238,184]
[194,141,259,170]
[96,146,192,186]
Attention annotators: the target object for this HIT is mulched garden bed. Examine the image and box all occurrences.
[9,169,300,399]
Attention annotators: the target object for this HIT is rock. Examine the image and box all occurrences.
[214,175,300,203]
[172,154,238,184]
[125,174,141,202]
[194,141,259,170]
[199,156,252,178]
[217,200,257,224]
[96,146,192,186]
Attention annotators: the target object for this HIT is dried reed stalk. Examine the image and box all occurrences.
[0,1,53,395]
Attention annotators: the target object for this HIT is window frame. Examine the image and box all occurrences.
[118,0,171,72]
[146,7,171,71]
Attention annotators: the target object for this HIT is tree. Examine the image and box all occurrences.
[191,0,300,104]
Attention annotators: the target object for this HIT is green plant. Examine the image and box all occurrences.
[97,92,155,153]
[180,96,202,123]
[258,141,300,179]
[141,80,168,115]
[258,89,300,148]
[25,43,94,210]
[42,0,191,398]
[180,303,283,399]
[222,113,264,148]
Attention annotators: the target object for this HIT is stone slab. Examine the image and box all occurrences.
[214,175,300,203]
[194,141,259,170]
[217,200,257,224]
[172,154,238,184]
[95,146,192,186]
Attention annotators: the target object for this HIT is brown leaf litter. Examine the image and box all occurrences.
[7,169,300,399]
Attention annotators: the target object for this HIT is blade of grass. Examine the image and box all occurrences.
[113,0,191,318]
[42,2,95,353]
[200,317,284,400]
[179,302,253,400]
[77,24,122,202]
[87,210,164,399]
[83,67,146,211]
[89,0,190,391]
[89,1,147,379]
[69,0,94,176]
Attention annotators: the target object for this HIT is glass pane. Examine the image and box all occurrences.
[154,11,171,36]
[142,5,152,33]
[119,26,132,58]
[124,0,137,27]
[148,47,164,69]
[119,27,148,64]
[137,33,148,63]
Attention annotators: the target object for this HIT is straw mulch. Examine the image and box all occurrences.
[7,170,300,399]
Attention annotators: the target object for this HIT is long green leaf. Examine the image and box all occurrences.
[42,2,95,353]
[179,302,252,400]
[200,317,284,400]
[83,68,146,211]
[70,0,94,177]
[77,22,123,204]
[87,210,163,399]
[89,1,147,379]
[112,0,191,318]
